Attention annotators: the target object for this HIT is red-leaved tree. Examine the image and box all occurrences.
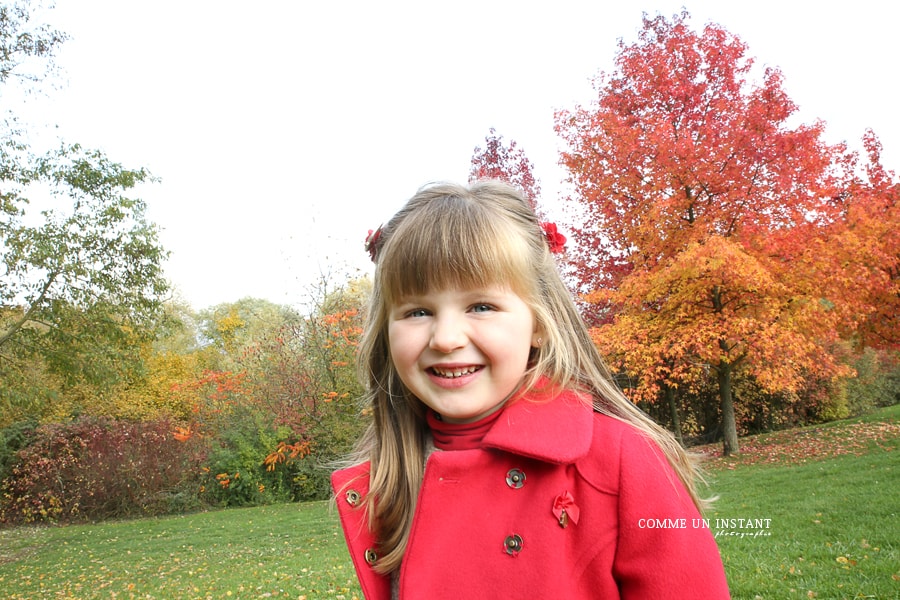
[555,11,869,455]
[469,128,543,216]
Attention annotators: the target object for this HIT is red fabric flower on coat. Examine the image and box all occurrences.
[552,491,580,528]
[540,222,566,254]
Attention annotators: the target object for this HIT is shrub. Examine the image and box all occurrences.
[200,404,298,507]
[0,420,38,484]
[289,455,334,501]
[845,348,900,415]
[0,416,209,525]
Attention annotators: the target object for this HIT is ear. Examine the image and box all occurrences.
[531,330,544,348]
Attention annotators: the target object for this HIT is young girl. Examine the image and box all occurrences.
[332,181,730,599]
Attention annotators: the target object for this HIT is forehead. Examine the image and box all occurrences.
[380,240,535,308]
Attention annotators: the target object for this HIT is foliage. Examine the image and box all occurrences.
[555,10,882,455]
[841,347,900,416]
[196,297,300,369]
[0,325,63,426]
[826,131,900,351]
[105,342,202,421]
[469,127,543,214]
[1,1,169,422]
[0,416,208,525]
[164,283,369,504]
[200,404,299,507]
[0,419,36,483]
[0,0,67,87]
[241,280,369,498]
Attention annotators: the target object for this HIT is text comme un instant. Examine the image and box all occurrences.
[638,518,772,529]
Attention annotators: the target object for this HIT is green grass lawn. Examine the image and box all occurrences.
[0,502,361,599]
[703,404,899,600]
[1,405,897,599]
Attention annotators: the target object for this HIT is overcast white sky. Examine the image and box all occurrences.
[18,0,899,310]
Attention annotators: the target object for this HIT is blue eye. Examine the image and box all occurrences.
[471,304,495,313]
[407,309,429,318]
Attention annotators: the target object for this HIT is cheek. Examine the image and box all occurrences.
[387,324,416,369]
[485,330,533,371]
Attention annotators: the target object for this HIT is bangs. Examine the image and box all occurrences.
[378,194,535,304]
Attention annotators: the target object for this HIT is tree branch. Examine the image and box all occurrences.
[0,268,59,347]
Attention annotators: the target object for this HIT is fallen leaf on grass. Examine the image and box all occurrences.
[699,422,899,469]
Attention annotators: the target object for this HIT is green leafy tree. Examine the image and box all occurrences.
[0,1,67,87]
[1,1,168,419]
[196,297,299,369]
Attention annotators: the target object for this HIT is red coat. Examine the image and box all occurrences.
[332,389,730,599]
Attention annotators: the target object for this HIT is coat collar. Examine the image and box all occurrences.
[481,384,594,464]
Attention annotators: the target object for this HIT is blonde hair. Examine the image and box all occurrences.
[349,180,706,574]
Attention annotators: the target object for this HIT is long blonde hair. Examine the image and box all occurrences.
[349,180,706,574]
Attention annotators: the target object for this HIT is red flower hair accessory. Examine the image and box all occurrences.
[365,226,383,262]
[541,222,566,254]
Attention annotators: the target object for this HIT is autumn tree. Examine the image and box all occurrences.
[245,279,369,450]
[469,127,542,214]
[827,131,900,351]
[90,299,208,421]
[556,11,862,454]
[236,278,369,498]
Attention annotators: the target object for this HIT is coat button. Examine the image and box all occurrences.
[364,548,378,565]
[503,534,524,556]
[505,468,526,489]
[345,489,361,506]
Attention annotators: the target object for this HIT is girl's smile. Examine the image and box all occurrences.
[388,285,540,423]
[427,363,482,387]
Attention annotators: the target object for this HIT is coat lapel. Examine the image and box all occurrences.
[482,387,594,464]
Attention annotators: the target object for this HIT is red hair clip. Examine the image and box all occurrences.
[365,226,383,262]
[541,222,566,254]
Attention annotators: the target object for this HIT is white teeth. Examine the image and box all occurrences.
[431,366,479,378]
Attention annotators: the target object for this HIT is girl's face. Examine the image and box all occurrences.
[388,285,540,423]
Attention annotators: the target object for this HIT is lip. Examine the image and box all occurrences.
[425,363,483,388]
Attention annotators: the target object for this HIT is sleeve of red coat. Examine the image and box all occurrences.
[609,419,731,598]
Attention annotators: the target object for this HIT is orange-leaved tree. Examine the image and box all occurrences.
[825,131,900,351]
[556,11,862,455]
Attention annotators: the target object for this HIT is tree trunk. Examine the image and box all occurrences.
[665,384,684,446]
[717,362,739,456]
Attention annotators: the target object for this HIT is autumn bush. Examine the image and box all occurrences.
[0,416,208,525]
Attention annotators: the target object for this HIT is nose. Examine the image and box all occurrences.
[429,313,467,354]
